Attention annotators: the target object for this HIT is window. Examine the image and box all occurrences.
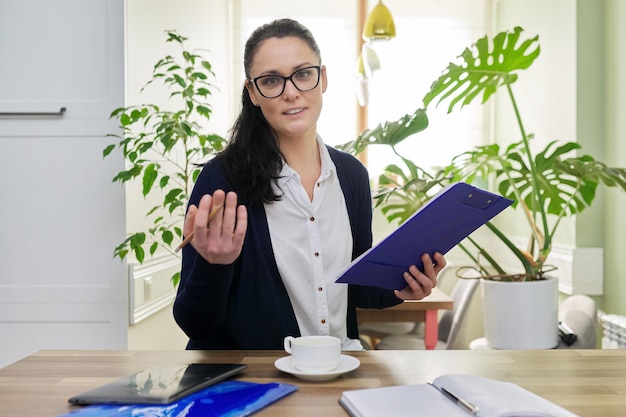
[235,0,491,180]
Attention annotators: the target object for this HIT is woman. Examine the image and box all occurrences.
[173,18,446,350]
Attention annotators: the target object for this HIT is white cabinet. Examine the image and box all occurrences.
[0,0,126,368]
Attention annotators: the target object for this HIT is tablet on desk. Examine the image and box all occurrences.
[68,363,248,405]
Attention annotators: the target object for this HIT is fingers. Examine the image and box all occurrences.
[231,204,248,248]
[220,191,238,237]
[187,190,247,265]
[408,265,435,294]
[420,252,447,283]
[432,252,447,272]
[394,252,447,301]
[194,190,225,234]
[194,193,212,230]
[183,204,198,238]
[206,190,226,233]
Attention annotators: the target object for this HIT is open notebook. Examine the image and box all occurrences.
[339,374,579,417]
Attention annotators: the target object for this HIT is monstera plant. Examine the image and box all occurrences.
[104,31,226,285]
[339,26,626,282]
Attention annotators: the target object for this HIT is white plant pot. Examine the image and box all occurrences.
[481,276,559,349]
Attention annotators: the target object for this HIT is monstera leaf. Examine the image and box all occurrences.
[423,26,540,112]
[336,108,428,155]
[450,139,626,219]
[498,141,594,217]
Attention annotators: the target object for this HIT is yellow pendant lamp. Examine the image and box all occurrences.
[362,0,396,42]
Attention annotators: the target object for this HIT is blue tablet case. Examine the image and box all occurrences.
[336,182,513,290]
[58,380,298,417]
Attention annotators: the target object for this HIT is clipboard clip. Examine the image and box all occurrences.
[460,190,497,210]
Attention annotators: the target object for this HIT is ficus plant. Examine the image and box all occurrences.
[104,31,226,285]
[339,26,626,281]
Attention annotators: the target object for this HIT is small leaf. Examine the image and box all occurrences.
[171,272,181,287]
[191,72,208,80]
[196,105,211,118]
[142,164,159,196]
[110,107,126,118]
[173,74,186,88]
[162,230,173,245]
[196,87,210,96]
[102,144,116,158]
[134,246,145,263]
[120,113,131,126]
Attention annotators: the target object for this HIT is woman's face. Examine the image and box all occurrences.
[246,36,327,144]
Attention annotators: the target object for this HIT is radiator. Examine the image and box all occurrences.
[599,311,626,349]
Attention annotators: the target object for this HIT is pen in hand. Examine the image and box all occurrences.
[174,203,224,253]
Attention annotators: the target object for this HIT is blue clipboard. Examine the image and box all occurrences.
[335,182,513,290]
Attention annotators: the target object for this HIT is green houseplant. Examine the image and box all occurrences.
[341,26,626,282]
[104,31,226,286]
[340,27,626,348]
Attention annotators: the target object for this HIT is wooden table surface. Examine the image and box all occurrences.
[1,349,625,416]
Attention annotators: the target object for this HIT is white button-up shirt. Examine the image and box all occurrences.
[265,137,362,350]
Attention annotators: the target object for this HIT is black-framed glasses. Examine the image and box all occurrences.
[250,66,321,98]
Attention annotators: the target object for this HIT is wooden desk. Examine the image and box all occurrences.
[3,349,624,417]
[357,287,453,349]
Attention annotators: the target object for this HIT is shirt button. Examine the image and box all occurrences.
[309,216,315,222]
[318,287,323,292]
[321,319,326,324]
[314,252,319,257]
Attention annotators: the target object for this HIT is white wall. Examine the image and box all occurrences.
[493,0,578,246]
[602,0,626,316]
[124,0,233,349]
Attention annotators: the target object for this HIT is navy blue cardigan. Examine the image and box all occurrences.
[173,146,402,350]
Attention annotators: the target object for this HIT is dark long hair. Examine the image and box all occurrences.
[220,18,322,207]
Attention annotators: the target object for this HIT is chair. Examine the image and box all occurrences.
[359,322,419,350]
[375,277,480,350]
[359,271,452,349]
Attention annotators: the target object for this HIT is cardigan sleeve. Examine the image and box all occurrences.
[172,158,237,340]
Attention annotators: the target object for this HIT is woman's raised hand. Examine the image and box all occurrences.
[183,190,248,265]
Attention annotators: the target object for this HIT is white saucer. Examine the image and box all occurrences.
[274,354,360,381]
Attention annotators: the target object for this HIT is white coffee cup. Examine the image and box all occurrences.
[283,335,341,373]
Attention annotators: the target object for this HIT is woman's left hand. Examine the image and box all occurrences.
[394,252,447,300]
